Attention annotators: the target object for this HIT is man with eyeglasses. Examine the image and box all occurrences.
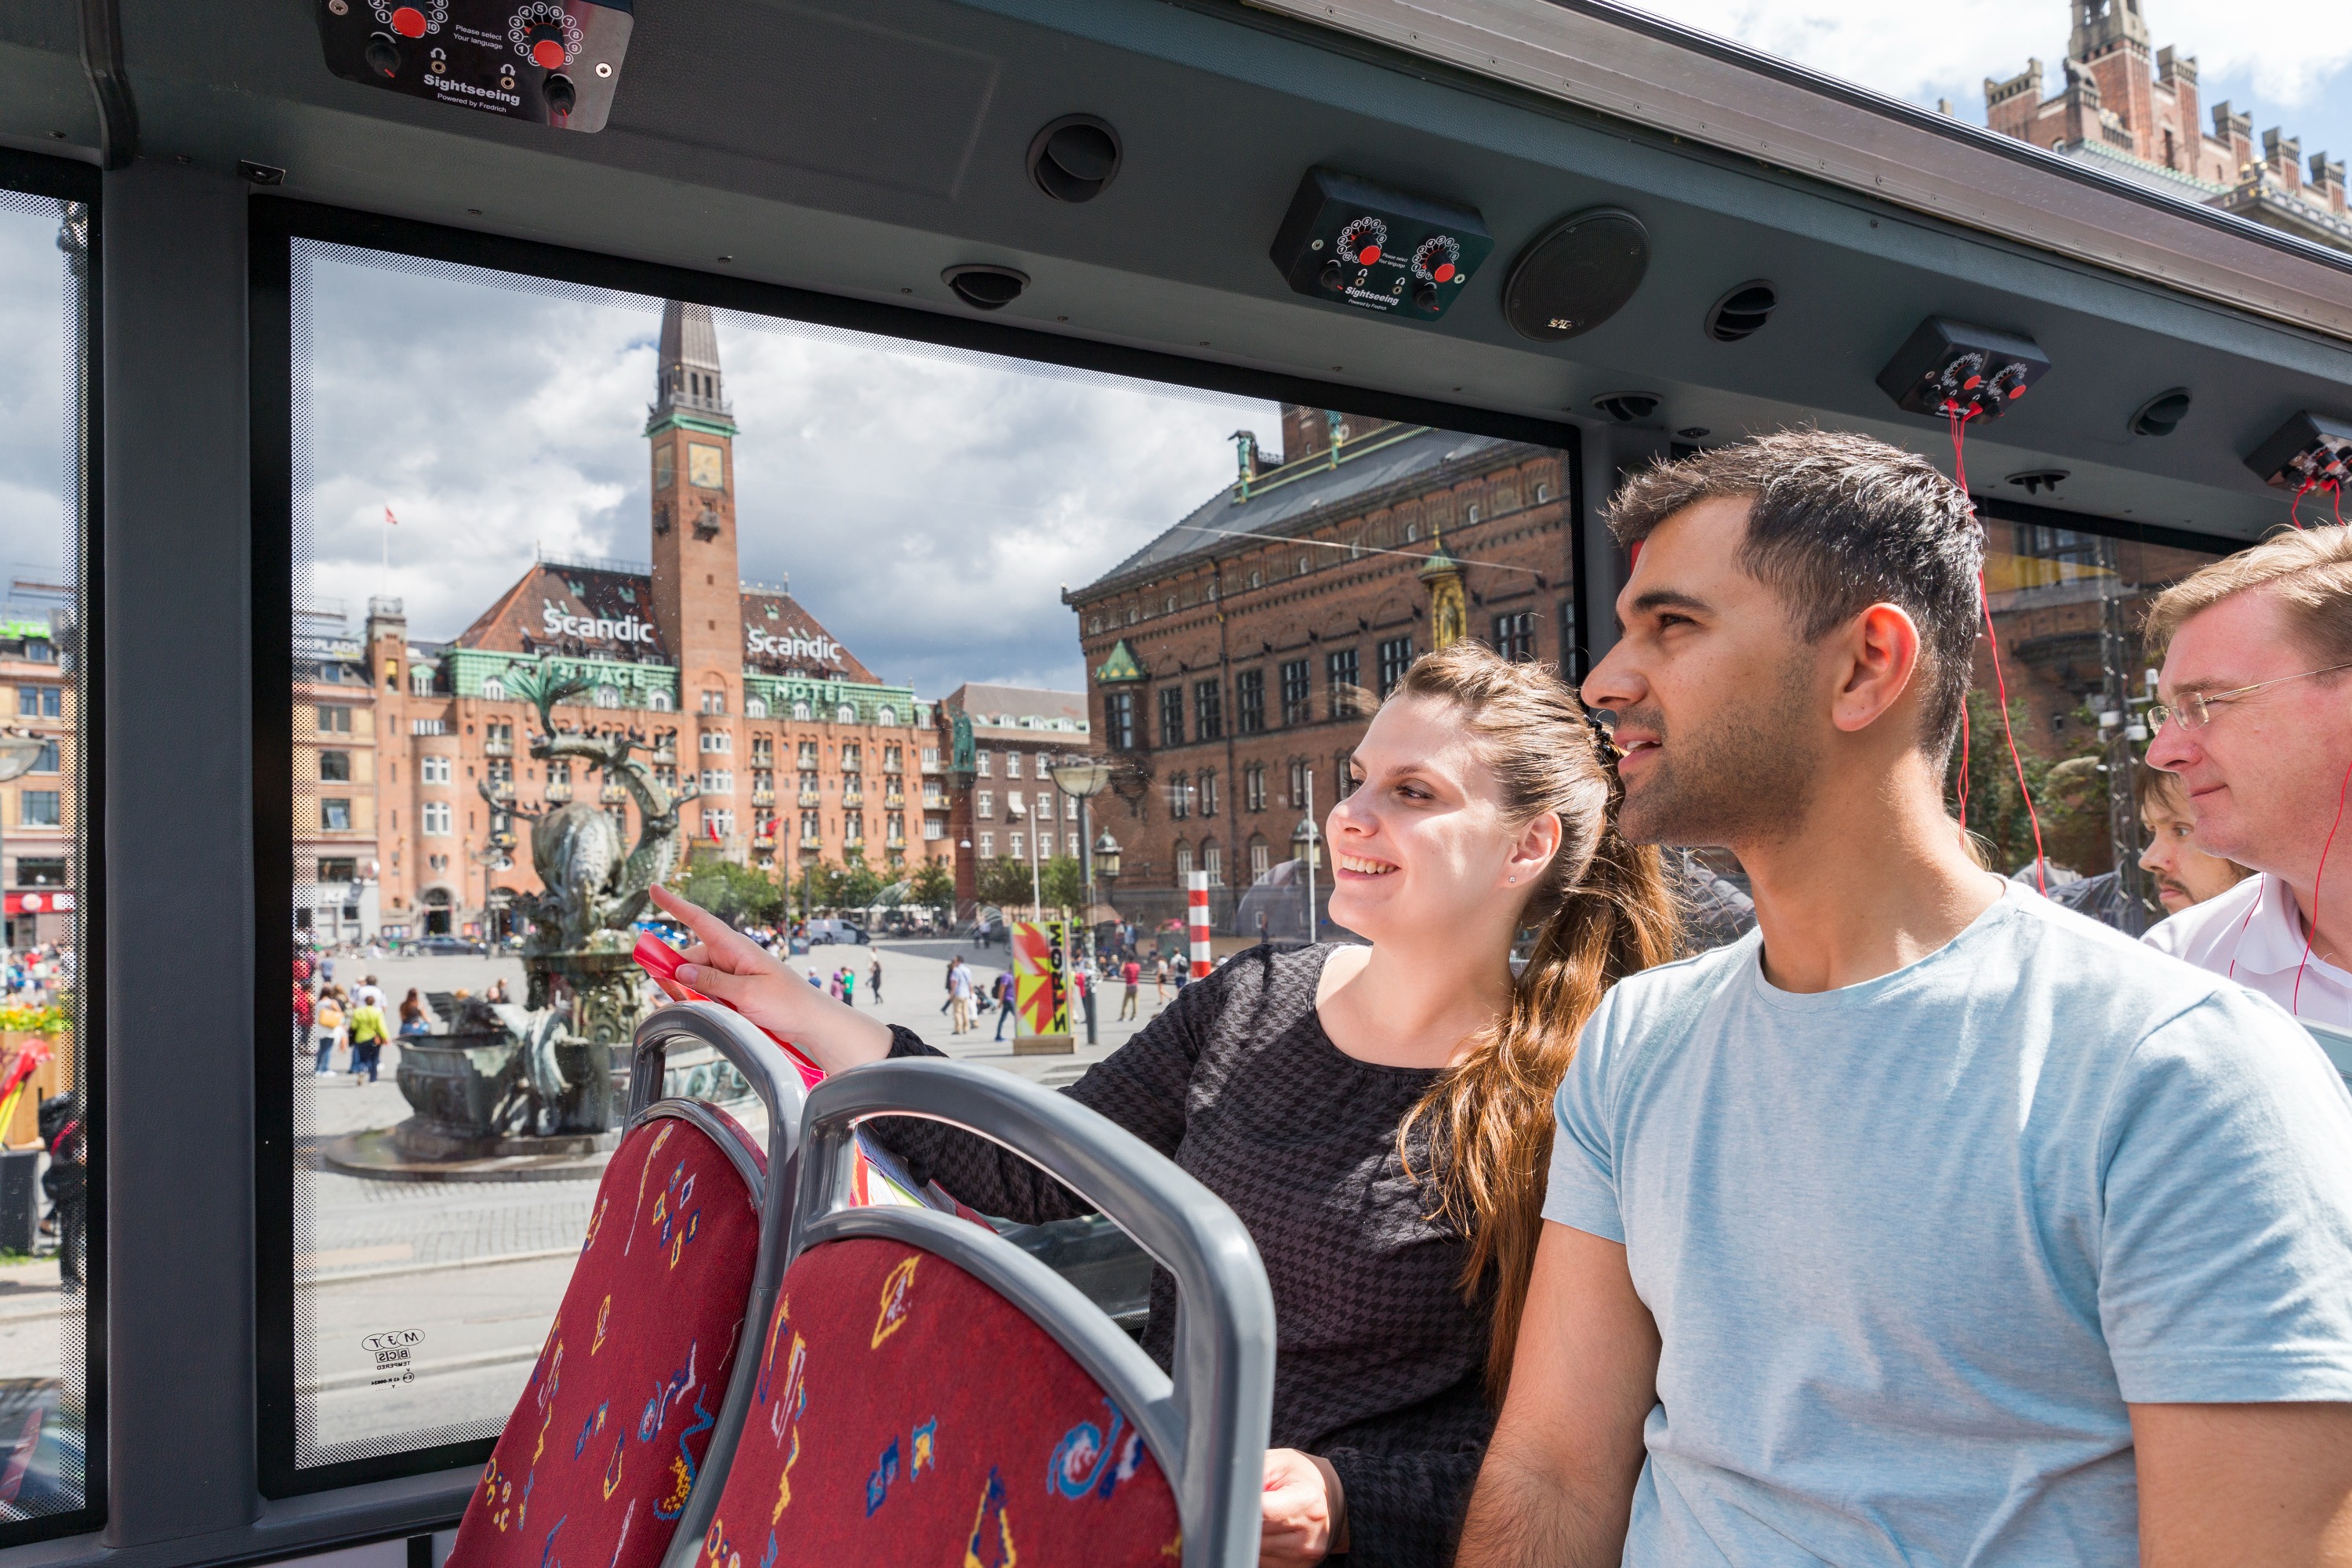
[2142,526,2352,1033]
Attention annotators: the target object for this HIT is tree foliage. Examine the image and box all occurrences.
[1944,688,2111,877]
[676,855,786,927]
[976,857,1036,909]
[1040,854,1087,912]
[908,858,955,913]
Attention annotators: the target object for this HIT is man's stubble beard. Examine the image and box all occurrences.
[1616,655,1820,848]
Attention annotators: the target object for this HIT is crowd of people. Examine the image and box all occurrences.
[481,429,2352,1564]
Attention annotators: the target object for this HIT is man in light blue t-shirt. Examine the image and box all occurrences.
[1456,431,2352,1568]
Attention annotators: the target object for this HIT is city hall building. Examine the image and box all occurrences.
[1066,405,1573,930]
[324,303,949,939]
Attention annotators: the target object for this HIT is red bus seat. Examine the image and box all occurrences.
[673,1058,1275,1568]
[445,1004,810,1568]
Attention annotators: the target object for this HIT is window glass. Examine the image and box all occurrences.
[274,234,1560,1482]
[1955,510,2227,927]
[0,184,94,1530]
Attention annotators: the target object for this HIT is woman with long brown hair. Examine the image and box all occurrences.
[647,641,1681,1566]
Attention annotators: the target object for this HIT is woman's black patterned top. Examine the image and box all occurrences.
[865,942,1494,1568]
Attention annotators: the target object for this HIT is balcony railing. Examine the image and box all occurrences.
[488,779,515,801]
[798,789,821,807]
[884,789,905,808]
[752,788,775,806]
[753,833,776,849]
[799,833,822,848]
[652,746,677,764]
[883,758,902,774]
[545,782,572,802]
[839,759,861,773]
[602,782,628,803]
[482,738,513,756]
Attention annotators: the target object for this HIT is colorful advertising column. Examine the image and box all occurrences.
[1010,920,1074,1055]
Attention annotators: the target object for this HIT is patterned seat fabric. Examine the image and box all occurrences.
[449,1112,764,1568]
[700,1236,1181,1568]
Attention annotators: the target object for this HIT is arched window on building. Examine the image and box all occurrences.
[837,703,857,724]
[876,706,897,727]
[410,666,435,696]
[649,689,674,712]
[1173,840,1192,884]
[1248,836,1269,880]
[481,677,505,702]
[1166,772,1189,820]
[743,695,768,718]
[1202,841,1224,886]
[792,701,811,720]
[593,684,621,709]
[701,688,728,715]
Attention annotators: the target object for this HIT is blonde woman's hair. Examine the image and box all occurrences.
[1390,642,1682,1399]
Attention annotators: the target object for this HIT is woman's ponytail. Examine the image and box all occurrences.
[1389,645,1682,1400]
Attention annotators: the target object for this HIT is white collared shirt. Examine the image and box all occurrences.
[2144,872,2352,1029]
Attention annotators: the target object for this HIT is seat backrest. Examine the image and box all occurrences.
[675,1059,1274,1568]
[445,1004,808,1568]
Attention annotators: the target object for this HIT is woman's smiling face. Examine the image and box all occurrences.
[1323,693,1531,944]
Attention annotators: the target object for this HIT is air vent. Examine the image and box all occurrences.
[942,264,1030,312]
[2129,387,2192,437]
[1593,392,1661,423]
[1704,280,1777,343]
[1028,115,1122,204]
[2006,469,2068,496]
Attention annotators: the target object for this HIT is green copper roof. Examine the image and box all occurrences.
[1094,639,1148,683]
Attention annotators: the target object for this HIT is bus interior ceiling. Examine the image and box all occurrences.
[0,0,2350,1565]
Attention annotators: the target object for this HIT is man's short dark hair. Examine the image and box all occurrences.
[1606,428,1983,760]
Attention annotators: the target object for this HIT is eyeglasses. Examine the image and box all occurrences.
[2147,660,2352,733]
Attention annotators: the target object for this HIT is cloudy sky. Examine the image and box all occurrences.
[1627,0,2352,156]
[296,248,1279,698]
[0,0,2347,694]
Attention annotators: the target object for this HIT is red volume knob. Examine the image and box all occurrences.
[390,5,427,36]
[1356,245,1381,264]
[531,36,566,67]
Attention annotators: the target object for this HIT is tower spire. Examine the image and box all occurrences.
[654,300,731,422]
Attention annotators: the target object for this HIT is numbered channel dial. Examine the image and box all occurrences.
[1337,216,1388,267]
[1411,235,1464,285]
[508,0,583,66]
[372,0,447,36]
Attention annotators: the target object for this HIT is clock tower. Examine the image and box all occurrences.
[646,300,743,717]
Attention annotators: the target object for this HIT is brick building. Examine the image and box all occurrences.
[350,302,946,940]
[294,606,380,946]
[0,607,75,948]
[1065,405,1573,931]
[931,683,1096,915]
[1984,0,2350,251]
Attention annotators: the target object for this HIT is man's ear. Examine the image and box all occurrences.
[1829,603,1923,736]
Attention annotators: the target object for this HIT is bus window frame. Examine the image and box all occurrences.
[0,143,107,1552]
[245,193,1584,1499]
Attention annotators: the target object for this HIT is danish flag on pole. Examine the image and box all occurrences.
[383,504,398,526]
[706,818,721,844]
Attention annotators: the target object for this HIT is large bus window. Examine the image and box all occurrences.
[0,183,95,1534]
[269,229,1574,1486]
[1962,507,2227,921]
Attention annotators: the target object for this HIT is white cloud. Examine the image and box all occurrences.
[300,251,1281,697]
[1625,0,2352,136]
[0,200,72,591]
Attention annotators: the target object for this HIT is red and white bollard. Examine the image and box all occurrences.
[1187,870,1212,979]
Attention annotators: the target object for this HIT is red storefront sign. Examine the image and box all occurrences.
[5,891,74,916]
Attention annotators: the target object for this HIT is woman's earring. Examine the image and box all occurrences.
[1508,875,1517,884]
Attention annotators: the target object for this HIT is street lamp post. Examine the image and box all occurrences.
[1047,755,1113,1044]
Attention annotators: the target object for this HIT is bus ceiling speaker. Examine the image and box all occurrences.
[1269,167,1494,323]
[314,0,635,132]
[1704,280,1778,343]
[2129,387,2192,438]
[2242,410,2352,489]
[1028,114,1122,203]
[1500,207,1649,343]
[1592,391,1661,424]
[943,264,1030,312]
[1877,317,2049,421]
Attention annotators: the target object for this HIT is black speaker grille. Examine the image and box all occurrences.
[1501,208,1649,343]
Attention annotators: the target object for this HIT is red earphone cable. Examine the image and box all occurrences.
[2292,755,2352,1016]
[1950,405,2049,894]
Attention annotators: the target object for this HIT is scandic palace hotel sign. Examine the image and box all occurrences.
[539,597,844,668]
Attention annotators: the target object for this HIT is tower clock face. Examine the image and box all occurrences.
[688,443,724,489]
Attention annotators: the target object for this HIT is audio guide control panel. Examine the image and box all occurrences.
[1877,317,2050,421]
[1269,168,1493,323]
[2244,410,2352,491]
[317,0,633,132]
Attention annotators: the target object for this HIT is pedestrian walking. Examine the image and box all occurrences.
[992,970,1014,1041]
[312,989,344,1076]
[1119,956,1141,1021]
[942,955,960,1015]
[1153,955,1169,1009]
[346,995,389,1084]
[840,965,856,1007]
[355,974,384,1009]
[397,988,431,1036]
[947,959,974,1034]
[868,958,883,1004]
